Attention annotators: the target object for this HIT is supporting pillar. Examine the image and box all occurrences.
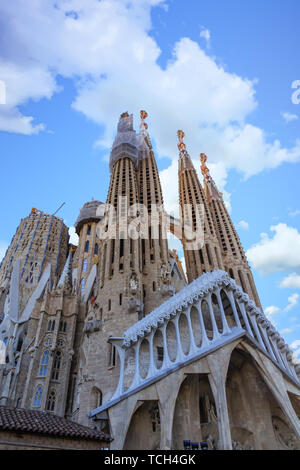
[227,290,242,329]
[156,373,185,450]
[161,323,172,369]
[206,345,237,450]
[206,294,221,341]
[238,300,254,339]
[197,302,210,349]
[173,315,185,362]
[215,289,231,335]
[146,330,157,378]
[185,306,197,354]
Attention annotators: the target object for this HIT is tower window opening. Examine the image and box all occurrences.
[85,241,89,253]
[108,343,116,368]
[87,225,91,235]
[238,270,246,293]
[33,386,43,408]
[39,350,50,376]
[59,320,67,333]
[206,244,212,266]
[51,351,61,381]
[108,299,111,311]
[46,390,56,412]
[47,320,55,332]
[82,258,87,272]
[119,293,122,305]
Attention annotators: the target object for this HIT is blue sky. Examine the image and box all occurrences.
[0,0,300,356]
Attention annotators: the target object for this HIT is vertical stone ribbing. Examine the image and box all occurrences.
[177,131,223,283]
[202,170,262,310]
[137,121,172,315]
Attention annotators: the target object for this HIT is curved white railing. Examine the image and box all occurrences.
[89,270,300,418]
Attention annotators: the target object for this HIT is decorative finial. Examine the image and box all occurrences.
[200,153,211,181]
[140,110,148,130]
[177,130,186,155]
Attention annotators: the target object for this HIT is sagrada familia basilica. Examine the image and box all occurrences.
[0,111,300,450]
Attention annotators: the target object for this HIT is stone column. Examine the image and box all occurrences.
[206,345,237,450]
[156,373,185,450]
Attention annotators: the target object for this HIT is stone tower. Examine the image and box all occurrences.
[74,113,143,425]
[74,200,104,296]
[0,208,69,314]
[177,130,224,283]
[73,111,177,425]
[200,153,262,310]
[0,208,70,410]
[137,110,173,315]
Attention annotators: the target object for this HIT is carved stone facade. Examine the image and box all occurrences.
[0,111,299,450]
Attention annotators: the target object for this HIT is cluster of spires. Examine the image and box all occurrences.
[136,111,214,183]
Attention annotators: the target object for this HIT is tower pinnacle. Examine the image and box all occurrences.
[109,112,138,171]
[177,130,194,172]
[200,153,211,181]
[200,153,263,309]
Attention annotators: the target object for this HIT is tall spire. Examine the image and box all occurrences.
[109,112,138,172]
[200,153,222,203]
[137,110,173,314]
[177,131,224,282]
[200,152,263,309]
[177,130,195,172]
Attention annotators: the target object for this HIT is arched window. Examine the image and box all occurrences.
[59,320,67,333]
[46,390,56,412]
[108,343,116,368]
[87,225,91,235]
[90,387,102,409]
[47,320,55,332]
[39,350,50,376]
[52,351,62,380]
[85,241,89,253]
[33,386,43,407]
[82,258,87,272]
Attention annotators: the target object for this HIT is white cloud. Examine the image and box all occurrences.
[265,305,280,320]
[290,340,300,362]
[0,0,299,193]
[200,28,211,48]
[69,226,79,246]
[289,209,300,217]
[280,272,300,289]
[284,293,299,312]
[237,220,249,230]
[280,327,294,335]
[246,223,300,275]
[281,111,298,123]
[290,340,300,349]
